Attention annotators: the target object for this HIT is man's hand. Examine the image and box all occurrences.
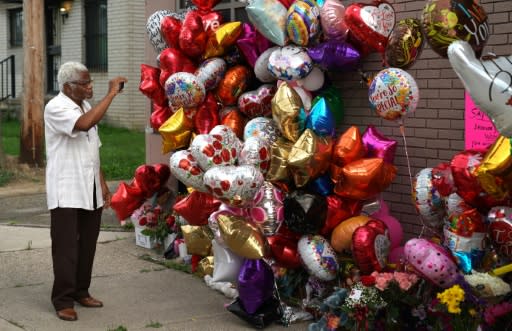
[108,76,128,97]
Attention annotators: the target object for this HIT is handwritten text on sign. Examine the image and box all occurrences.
[465,92,500,152]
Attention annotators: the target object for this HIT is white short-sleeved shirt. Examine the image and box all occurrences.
[44,92,104,210]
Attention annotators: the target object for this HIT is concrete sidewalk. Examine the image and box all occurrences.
[0,181,308,330]
[0,225,309,331]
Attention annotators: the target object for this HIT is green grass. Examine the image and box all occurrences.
[1,119,145,180]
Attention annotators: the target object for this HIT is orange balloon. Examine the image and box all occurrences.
[220,107,247,139]
[334,158,397,200]
[330,215,371,253]
[215,65,252,106]
[331,126,366,182]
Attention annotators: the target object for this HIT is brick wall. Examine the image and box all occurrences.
[334,0,512,239]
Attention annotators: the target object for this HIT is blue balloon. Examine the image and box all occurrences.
[305,97,335,137]
[308,173,334,196]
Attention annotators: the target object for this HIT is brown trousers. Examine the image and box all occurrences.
[50,206,102,311]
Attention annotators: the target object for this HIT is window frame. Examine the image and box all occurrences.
[84,0,108,72]
[9,8,23,48]
[176,0,247,23]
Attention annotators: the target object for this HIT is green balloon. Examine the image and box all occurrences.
[313,85,344,126]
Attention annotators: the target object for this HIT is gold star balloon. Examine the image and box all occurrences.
[476,135,512,200]
[158,107,193,154]
[181,225,214,256]
[266,137,294,182]
[217,214,269,259]
[287,129,333,187]
[271,82,304,142]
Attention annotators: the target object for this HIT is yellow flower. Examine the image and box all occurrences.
[437,285,466,314]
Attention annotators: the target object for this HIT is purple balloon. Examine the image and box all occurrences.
[236,23,273,68]
[238,259,274,314]
[362,125,397,163]
[307,40,360,71]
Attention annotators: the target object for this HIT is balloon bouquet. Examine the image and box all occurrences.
[121,0,512,329]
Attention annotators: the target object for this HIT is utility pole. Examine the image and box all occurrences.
[20,0,44,167]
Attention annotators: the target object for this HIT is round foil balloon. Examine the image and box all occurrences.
[488,206,512,258]
[249,181,285,236]
[268,46,314,81]
[412,168,446,228]
[190,133,238,171]
[254,46,280,83]
[298,235,339,281]
[320,0,349,41]
[246,0,288,46]
[286,0,321,46]
[351,219,390,274]
[385,18,424,69]
[195,58,228,91]
[203,165,265,207]
[330,215,370,253]
[146,10,173,53]
[368,67,419,122]
[404,238,458,288]
[244,117,281,143]
[165,72,206,108]
[298,67,325,92]
[422,0,488,58]
[216,65,252,106]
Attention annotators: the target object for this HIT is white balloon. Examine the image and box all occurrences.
[298,235,338,281]
[298,67,325,92]
[254,46,280,83]
[211,239,244,283]
[448,40,512,137]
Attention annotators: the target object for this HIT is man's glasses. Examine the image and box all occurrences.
[68,79,93,86]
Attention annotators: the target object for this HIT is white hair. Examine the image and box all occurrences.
[57,61,88,91]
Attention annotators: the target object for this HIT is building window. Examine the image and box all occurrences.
[84,0,107,72]
[177,0,248,23]
[9,8,23,47]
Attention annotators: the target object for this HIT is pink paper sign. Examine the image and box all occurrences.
[465,92,500,152]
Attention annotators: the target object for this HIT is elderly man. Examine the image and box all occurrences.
[44,61,127,321]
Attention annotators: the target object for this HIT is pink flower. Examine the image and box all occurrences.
[372,271,393,291]
[394,272,418,291]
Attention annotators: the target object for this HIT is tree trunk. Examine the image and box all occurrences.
[19,0,44,167]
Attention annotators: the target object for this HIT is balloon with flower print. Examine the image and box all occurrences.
[421,0,489,58]
[368,68,419,123]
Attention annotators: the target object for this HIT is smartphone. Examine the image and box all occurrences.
[119,82,124,91]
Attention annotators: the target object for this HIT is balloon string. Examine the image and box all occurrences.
[399,123,427,238]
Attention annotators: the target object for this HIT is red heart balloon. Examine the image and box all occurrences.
[345,1,395,54]
[150,102,172,131]
[200,11,223,35]
[111,182,144,221]
[180,10,208,58]
[192,0,222,14]
[173,190,222,225]
[134,165,161,198]
[267,234,302,269]
[351,219,390,274]
[195,92,220,134]
[153,163,171,188]
[320,195,362,237]
[160,15,182,49]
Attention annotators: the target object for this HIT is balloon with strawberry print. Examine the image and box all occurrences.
[210,125,243,154]
[203,165,265,207]
[190,134,237,171]
[169,150,208,192]
[239,136,271,176]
